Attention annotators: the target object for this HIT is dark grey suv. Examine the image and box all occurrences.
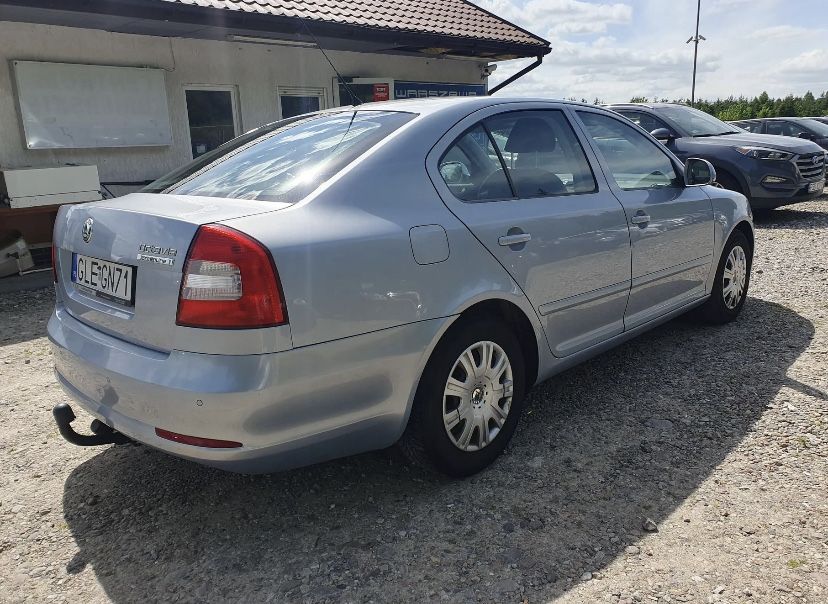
[606,103,826,210]
[729,117,828,151]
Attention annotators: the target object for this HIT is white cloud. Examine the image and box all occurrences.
[777,49,828,75]
[476,0,632,38]
[473,0,828,102]
[747,25,812,40]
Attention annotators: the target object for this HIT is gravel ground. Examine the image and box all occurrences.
[1,197,827,604]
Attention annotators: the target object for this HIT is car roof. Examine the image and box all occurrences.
[340,96,600,116]
[745,117,813,122]
[604,102,689,110]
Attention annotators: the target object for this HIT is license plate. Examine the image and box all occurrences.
[72,254,135,306]
[808,180,825,193]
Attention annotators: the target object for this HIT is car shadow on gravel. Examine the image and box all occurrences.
[753,201,828,230]
[61,298,813,603]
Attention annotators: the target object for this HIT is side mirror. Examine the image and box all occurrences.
[439,161,469,184]
[650,128,675,142]
[797,132,814,140]
[685,158,716,186]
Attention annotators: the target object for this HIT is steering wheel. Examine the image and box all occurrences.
[477,169,513,200]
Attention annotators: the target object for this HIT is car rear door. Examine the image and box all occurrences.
[428,103,632,357]
[573,108,714,329]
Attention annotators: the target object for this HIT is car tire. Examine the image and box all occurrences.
[399,317,526,477]
[693,230,752,324]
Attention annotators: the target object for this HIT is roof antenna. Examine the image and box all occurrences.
[300,22,361,106]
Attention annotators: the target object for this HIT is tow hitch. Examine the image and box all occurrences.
[52,403,132,446]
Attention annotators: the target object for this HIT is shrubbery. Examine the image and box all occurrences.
[627,91,828,120]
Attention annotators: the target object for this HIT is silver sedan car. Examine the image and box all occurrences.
[49,97,753,477]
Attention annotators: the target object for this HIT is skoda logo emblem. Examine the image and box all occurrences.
[82,218,94,243]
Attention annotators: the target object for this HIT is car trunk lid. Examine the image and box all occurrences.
[54,193,291,353]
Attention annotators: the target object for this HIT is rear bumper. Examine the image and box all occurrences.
[48,306,446,473]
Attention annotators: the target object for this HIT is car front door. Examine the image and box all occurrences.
[429,104,632,357]
[574,108,715,329]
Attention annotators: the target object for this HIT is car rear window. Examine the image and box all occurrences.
[144,110,416,202]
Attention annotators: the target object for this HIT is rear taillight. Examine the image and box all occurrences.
[51,244,57,283]
[176,225,287,329]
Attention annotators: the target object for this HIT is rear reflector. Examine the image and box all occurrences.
[176,224,287,329]
[155,427,242,449]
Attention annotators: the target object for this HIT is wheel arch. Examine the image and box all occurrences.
[732,219,755,253]
[712,163,749,196]
[452,298,540,390]
[396,294,544,443]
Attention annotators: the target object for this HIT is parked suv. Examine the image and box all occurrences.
[729,117,828,151]
[606,103,826,210]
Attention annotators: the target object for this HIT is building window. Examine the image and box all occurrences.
[184,86,240,158]
[278,87,326,119]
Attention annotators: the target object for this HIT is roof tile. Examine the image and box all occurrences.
[159,0,547,47]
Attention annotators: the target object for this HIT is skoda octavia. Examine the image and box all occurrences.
[49,97,753,477]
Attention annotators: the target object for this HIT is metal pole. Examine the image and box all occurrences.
[690,0,701,106]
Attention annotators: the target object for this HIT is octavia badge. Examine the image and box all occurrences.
[82,218,93,243]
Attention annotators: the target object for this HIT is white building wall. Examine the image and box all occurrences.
[0,21,484,187]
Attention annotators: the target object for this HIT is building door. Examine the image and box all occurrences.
[184,86,240,158]
[279,87,326,119]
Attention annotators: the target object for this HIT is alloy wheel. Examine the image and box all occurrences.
[723,245,747,309]
[442,341,514,451]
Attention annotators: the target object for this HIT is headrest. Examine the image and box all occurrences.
[504,117,557,153]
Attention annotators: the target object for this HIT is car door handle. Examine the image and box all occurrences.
[630,213,651,225]
[498,233,532,246]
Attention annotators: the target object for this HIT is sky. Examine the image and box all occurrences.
[472,0,828,102]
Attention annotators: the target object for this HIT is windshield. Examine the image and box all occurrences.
[144,110,416,202]
[798,119,828,136]
[655,105,740,137]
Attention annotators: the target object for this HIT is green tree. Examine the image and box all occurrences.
[627,90,828,119]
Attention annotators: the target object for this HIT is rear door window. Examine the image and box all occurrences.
[438,109,597,202]
[485,111,597,198]
[146,110,415,203]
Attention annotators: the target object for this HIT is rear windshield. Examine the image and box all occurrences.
[143,110,416,202]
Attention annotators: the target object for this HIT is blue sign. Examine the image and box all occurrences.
[394,81,486,99]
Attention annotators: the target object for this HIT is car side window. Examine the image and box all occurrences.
[483,110,597,198]
[438,124,512,202]
[577,111,680,191]
[618,111,673,135]
[439,110,597,202]
[782,121,807,137]
[766,121,788,136]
